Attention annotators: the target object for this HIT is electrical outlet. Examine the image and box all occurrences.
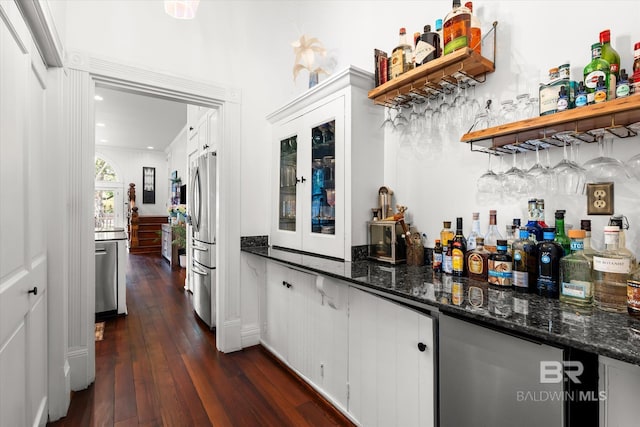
[587,182,614,215]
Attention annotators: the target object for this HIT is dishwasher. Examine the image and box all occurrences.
[95,241,118,317]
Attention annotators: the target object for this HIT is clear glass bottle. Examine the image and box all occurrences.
[484,209,503,253]
[488,240,512,287]
[467,212,482,251]
[440,221,454,248]
[433,239,443,272]
[512,227,538,293]
[584,42,610,105]
[537,227,564,298]
[608,215,637,265]
[593,226,633,312]
[581,219,598,256]
[526,198,543,242]
[554,210,571,256]
[560,229,594,307]
[443,0,471,56]
[467,237,490,281]
[390,27,413,79]
[506,218,521,251]
[536,199,549,228]
[452,217,467,277]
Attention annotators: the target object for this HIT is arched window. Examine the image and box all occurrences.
[95,156,119,182]
[95,156,124,230]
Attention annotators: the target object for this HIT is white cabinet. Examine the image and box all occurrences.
[267,67,383,261]
[262,262,349,411]
[348,287,435,427]
[161,224,172,263]
[599,355,640,427]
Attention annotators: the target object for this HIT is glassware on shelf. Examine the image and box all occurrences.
[502,146,527,200]
[514,93,531,121]
[380,106,396,130]
[528,96,539,118]
[476,154,502,204]
[552,131,586,195]
[497,99,517,125]
[582,134,630,184]
[526,140,556,196]
[626,152,640,180]
[394,106,409,130]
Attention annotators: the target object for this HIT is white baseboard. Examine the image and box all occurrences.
[67,347,91,391]
[240,324,261,348]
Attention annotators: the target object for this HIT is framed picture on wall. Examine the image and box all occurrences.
[142,166,155,204]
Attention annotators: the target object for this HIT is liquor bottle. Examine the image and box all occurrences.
[583,42,610,105]
[415,25,441,65]
[433,239,443,272]
[443,240,453,274]
[632,42,640,95]
[616,69,631,98]
[581,219,598,256]
[435,19,444,55]
[443,0,471,56]
[594,75,608,103]
[575,82,588,108]
[466,212,482,251]
[536,199,549,228]
[537,227,564,298]
[553,210,571,256]
[465,1,481,55]
[560,229,594,307]
[440,221,454,247]
[452,217,467,277]
[608,215,637,265]
[390,27,413,80]
[506,218,521,251]
[600,29,620,99]
[467,237,490,281]
[484,209,503,253]
[594,226,633,312]
[488,240,512,287]
[628,263,640,317]
[512,227,538,293]
[526,198,543,242]
[557,86,569,111]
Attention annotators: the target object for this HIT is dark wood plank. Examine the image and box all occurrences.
[48,253,355,427]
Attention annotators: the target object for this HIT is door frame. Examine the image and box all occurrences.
[62,50,243,391]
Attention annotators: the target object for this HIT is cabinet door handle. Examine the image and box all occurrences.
[282,280,287,287]
[286,283,292,289]
[189,126,194,131]
[203,144,209,150]
[28,287,38,296]
[300,176,306,183]
[417,342,427,352]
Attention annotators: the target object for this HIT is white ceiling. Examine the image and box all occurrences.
[94,86,187,152]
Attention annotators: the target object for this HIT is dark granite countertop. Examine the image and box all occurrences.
[242,245,640,367]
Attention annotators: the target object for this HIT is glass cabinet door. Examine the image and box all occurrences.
[310,120,335,235]
[279,135,297,231]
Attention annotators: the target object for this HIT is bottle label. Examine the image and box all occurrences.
[452,248,465,272]
[557,97,569,111]
[433,252,443,270]
[414,40,436,64]
[593,256,631,274]
[488,259,512,286]
[467,253,485,275]
[484,244,497,253]
[512,270,529,289]
[444,254,453,274]
[575,93,588,107]
[390,50,405,79]
[594,88,607,103]
[570,241,584,251]
[444,35,468,56]
[604,232,620,245]
[628,280,640,311]
[561,280,590,299]
[616,83,630,98]
[539,84,559,115]
[537,277,558,295]
[585,70,606,89]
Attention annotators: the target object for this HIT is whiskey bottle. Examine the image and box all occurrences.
[512,227,538,293]
[433,239,443,272]
[452,217,467,277]
[488,240,512,287]
[467,237,490,281]
[390,27,413,80]
[466,212,482,251]
[537,227,564,298]
[465,1,481,55]
[484,210,503,253]
[440,221,454,248]
[560,229,594,307]
[600,29,620,99]
[553,210,571,256]
[443,0,471,56]
[584,42,610,105]
[594,225,633,312]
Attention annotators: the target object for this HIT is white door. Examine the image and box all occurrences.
[0,2,48,425]
[263,262,291,361]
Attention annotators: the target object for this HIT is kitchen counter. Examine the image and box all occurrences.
[242,245,640,367]
[95,230,127,241]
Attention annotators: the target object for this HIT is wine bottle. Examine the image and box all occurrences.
[583,42,610,105]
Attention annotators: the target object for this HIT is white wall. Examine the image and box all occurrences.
[166,125,188,200]
[95,146,169,216]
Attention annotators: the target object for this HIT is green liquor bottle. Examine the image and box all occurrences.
[553,210,571,256]
[600,29,620,99]
[560,229,594,307]
[584,42,610,105]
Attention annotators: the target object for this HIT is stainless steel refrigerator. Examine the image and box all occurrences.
[190,151,217,328]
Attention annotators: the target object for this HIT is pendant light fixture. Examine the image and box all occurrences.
[164,0,200,19]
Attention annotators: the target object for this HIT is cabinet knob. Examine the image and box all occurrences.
[203,144,209,150]
[417,342,427,352]
[28,287,38,296]
[282,280,286,287]
[300,176,306,183]
[286,283,292,289]
[189,126,194,131]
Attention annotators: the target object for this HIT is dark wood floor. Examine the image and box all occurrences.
[48,253,354,427]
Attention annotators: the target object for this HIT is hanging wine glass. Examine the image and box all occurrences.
[526,140,556,196]
[502,145,528,201]
[380,106,396,130]
[552,131,585,195]
[582,133,630,184]
[394,105,409,131]
[477,153,501,204]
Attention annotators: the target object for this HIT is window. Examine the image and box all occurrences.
[95,156,123,229]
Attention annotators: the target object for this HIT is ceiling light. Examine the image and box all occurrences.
[96,123,105,127]
[164,0,200,19]
[147,146,155,150]
[94,95,103,101]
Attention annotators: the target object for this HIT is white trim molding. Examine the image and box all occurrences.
[15,0,64,66]
[62,51,243,393]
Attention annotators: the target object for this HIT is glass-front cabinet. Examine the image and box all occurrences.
[269,67,383,261]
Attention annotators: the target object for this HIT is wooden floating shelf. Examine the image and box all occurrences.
[367,48,495,106]
[461,95,640,151]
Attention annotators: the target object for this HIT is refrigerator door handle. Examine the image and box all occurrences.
[193,244,209,252]
[192,264,208,276]
[192,166,201,232]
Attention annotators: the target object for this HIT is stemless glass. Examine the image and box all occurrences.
[514,93,531,121]
[497,100,517,125]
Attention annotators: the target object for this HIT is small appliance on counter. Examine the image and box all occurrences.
[368,220,407,264]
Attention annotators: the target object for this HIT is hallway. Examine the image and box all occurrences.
[48,254,353,426]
